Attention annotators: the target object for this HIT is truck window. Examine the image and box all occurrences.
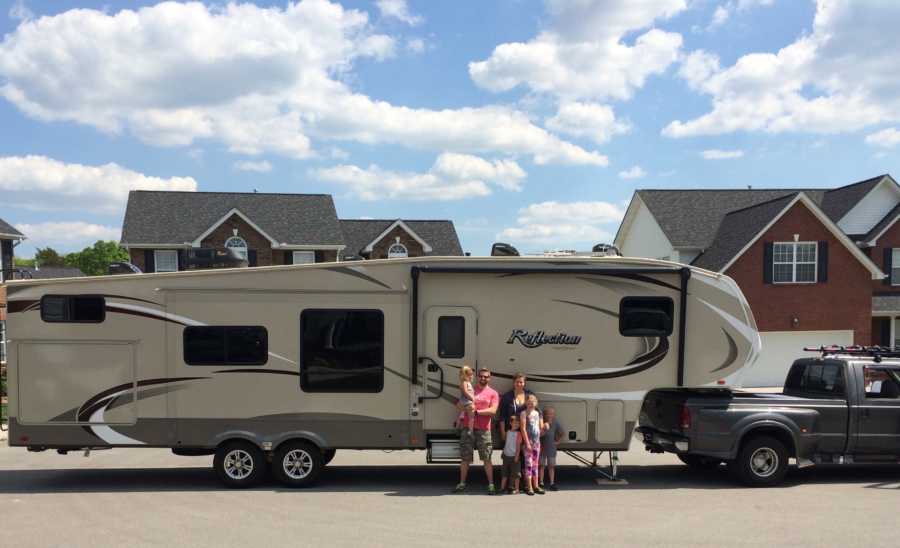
[183,326,268,366]
[41,295,105,323]
[438,316,465,358]
[619,297,673,337]
[300,309,384,393]
[864,367,900,399]
[785,362,846,397]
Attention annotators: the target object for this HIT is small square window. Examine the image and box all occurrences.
[438,316,465,358]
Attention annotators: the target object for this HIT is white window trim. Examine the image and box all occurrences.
[154,249,179,273]
[293,250,316,264]
[891,248,900,286]
[773,241,817,284]
[225,236,249,260]
[388,241,408,258]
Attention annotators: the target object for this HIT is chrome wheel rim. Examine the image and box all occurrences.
[223,449,254,480]
[749,447,779,478]
[283,449,314,480]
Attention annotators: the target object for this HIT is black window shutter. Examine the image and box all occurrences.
[315,250,324,263]
[284,251,293,265]
[248,250,258,267]
[817,241,828,283]
[763,242,774,284]
[882,319,892,346]
[177,250,187,271]
[145,249,155,273]
[885,248,893,286]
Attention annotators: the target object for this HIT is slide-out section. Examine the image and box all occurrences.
[17,341,136,424]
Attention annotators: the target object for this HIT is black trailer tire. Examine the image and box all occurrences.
[678,454,722,469]
[273,440,324,488]
[213,441,267,489]
[733,436,789,487]
[322,449,337,465]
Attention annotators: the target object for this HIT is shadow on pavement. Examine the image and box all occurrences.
[0,463,898,494]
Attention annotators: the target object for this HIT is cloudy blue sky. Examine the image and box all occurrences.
[1,0,899,256]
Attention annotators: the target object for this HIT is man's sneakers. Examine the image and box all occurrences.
[452,482,467,493]
[549,483,559,491]
[487,484,497,496]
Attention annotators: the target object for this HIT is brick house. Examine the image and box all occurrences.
[0,218,25,365]
[120,191,463,271]
[615,175,899,386]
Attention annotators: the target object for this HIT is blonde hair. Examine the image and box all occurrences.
[460,365,474,382]
[527,394,539,405]
[543,405,555,417]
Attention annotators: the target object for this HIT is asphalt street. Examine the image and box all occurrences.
[1,442,898,548]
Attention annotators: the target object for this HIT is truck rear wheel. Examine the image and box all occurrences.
[214,441,267,489]
[273,440,324,488]
[732,436,788,487]
[678,454,722,469]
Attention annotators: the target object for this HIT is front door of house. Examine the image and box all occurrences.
[422,306,478,433]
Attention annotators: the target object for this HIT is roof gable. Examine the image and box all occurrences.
[121,191,345,247]
[0,217,24,239]
[340,219,463,258]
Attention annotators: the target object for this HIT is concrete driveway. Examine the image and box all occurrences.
[0,444,898,548]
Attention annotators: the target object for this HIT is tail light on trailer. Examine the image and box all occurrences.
[679,404,691,430]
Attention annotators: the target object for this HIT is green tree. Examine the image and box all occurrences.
[34,247,66,267]
[65,241,129,276]
[14,257,35,267]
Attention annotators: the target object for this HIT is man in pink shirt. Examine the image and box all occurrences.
[454,368,499,495]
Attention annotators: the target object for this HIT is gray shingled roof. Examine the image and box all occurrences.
[121,191,345,246]
[340,219,463,258]
[691,194,798,271]
[0,217,24,238]
[17,266,85,280]
[632,175,890,250]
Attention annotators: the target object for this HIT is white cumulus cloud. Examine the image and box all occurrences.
[618,165,647,179]
[0,1,603,166]
[498,200,625,247]
[0,155,197,214]
[315,152,526,201]
[865,128,900,148]
[701,149,744,160]
[545,102,630,145]
[233,160,273,173]
[15,222,121,250]
[665,0,900,138]
[376,0,423,26]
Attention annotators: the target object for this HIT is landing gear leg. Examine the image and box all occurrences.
[563,450,626,484]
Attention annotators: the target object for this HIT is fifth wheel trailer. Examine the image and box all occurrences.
[4,256,761,487]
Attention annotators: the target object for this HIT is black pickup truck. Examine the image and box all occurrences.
[637,349,900,486]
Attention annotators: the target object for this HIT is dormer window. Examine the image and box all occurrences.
[388,237,408,258]
[225,230,248,260]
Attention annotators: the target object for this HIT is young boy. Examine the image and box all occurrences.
[501,415,522,494]
[539,406,564,491]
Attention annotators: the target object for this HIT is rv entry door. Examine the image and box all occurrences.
[423,307,478,432]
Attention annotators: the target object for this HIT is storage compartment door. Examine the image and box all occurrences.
[540,400,588,444]
[17,341,136,424]
[596,400,625,444]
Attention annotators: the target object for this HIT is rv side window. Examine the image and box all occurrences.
[300,309,384,393]
[619,297,673,337]
[438,316,465,358]
[183,326,268,366]
[41,295,105,323]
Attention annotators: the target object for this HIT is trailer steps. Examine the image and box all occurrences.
[427,439,461,463]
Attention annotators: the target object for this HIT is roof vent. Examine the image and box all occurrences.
[491,242,520,257]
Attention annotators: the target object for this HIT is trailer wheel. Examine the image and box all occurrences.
[322,449,336,465]
[273,440,324,488]
[214,441,267,489]
[678,454,722,469]
[732,436,789,487]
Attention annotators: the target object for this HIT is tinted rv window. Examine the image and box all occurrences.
[41,295,105,323]
[619,297,673,337]
[300,309,384,393]
[183,326,268,366]
[438,316,465,358]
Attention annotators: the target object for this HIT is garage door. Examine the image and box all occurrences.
[741,330,853,388]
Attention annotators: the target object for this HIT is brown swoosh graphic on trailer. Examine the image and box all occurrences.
[710,328,739,373]
[327,266,393,290]
[77,377,208,421]
[105,305,190,326]
[533,337,670,380]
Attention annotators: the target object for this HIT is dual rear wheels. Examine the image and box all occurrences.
[213,440,331,488]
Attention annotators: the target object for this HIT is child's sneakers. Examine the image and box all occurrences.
[548,483,559,491]
[452,482,467,493]
[534,485,546,495]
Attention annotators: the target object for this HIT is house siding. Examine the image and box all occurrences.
[869,218,900,293]
[837,179,899,235]
[726,201,872,343]
[618,199,674,260]
[368,226,425,259]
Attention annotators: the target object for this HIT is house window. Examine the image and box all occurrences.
[388,239,408,258]
[293,251,316,264]
[892,249,900,285]
[225,236,248,260]
[773,242,817,283]
[154,250,179,273]
[0,320,6,364]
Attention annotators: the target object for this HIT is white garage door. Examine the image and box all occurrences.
[741,330,854,388]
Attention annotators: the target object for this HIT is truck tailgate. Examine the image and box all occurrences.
[639,388,733,434]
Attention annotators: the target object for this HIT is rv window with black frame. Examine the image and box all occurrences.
[40,295,105,323]
[300,309,384,393]
[438,316,465,358]
[183,326,268,366]
[619,297,673,337]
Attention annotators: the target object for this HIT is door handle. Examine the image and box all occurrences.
[418,357,444,402]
